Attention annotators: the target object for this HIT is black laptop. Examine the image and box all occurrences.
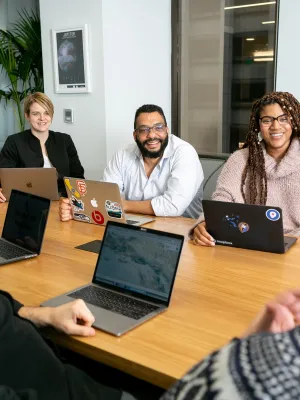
[202,200,297,254]
[0,189,50,265]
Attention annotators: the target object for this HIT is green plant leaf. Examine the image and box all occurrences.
[0,8,43,132]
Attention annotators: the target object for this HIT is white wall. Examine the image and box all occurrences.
[276,0,300,99]
[39,0,171,179]
[102,0,171,161]
[39,0,107,180]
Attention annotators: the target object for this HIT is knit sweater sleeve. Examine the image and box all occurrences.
[188,149,248,238]
[161,326,300,400]
[212,148,248,203]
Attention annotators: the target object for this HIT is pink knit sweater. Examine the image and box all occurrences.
[195,138,300,236]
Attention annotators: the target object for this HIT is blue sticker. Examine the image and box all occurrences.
[266,209,280,221]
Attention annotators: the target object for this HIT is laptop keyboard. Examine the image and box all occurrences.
[68,286,159,320]
[0,240,32,260]
[126,219,138,225]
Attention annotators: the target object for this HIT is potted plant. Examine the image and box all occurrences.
[0,9,44,131]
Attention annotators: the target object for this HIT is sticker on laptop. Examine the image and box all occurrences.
[266,209,280,221]
[91,198,98,208]
[64,178,80,198]
[223,214,240,229]
[105,200,122,219]
[73,213,90,223]
[71,196,84,212]
[238,222,249,233]
[76,180,87,196]
[91,210,104,225]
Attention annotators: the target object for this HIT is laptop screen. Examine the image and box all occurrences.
[93,222,184,304]
[2,190,50,254]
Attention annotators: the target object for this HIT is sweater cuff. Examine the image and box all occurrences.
[0,290,23,314]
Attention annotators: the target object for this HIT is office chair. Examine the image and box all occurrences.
[198,154,229,200]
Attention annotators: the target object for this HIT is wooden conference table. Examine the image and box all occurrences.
[1,202,300,389]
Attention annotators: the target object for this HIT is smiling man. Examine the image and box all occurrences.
[59,104,203,221]
[104,104,203,218]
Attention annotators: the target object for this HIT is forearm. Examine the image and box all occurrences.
[18,306,54,328]
[123,199,155,215]
[188,212,205,239]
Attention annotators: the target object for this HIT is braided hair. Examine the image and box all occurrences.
[241,91,300,205]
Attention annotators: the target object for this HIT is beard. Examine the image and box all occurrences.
[135,135,169,159]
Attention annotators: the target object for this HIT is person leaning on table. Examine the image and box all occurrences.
[161,288,300,400]
[0,289,135,400]
[59,104,203,221]
[191,91,300,247]
[2,287,300,399]
[0,92,84,202]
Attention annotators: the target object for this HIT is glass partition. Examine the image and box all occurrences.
[177,0,278,154]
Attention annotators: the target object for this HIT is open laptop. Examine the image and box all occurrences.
[64,177,154,226]
[0,189,50,265]
[42,221,184,336]
[202,200,297,254]
[0,168,59,200]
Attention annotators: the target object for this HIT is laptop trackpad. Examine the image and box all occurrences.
[87,302,139,335]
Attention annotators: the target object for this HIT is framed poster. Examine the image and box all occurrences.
[52,25,91,93]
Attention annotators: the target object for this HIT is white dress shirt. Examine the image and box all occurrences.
[43,154,52,168]
[103,134,203,218]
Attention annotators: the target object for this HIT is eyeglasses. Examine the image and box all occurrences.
[135,123,166,135]
[259,114,290,126]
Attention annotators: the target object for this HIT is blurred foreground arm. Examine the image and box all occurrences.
[242,288,300,337]
[162,288,300,400]
[18,299,95,337]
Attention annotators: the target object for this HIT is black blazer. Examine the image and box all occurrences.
[0,130,85,193]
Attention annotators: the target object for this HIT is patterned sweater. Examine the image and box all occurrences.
[161,326,300,400]
[194,138,300,236]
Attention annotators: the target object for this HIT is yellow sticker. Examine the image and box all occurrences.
[64,178,80,198]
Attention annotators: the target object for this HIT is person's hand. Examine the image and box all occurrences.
[59,197,73,221]
[50,299,96,336]
[193,221,215,246]
[242,289,300,337]
[0,189,6,203]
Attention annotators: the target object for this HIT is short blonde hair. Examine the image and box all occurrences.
[24,92,54,118]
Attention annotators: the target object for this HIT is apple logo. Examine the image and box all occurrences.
[26,182,33,188]
[91,198,98,208]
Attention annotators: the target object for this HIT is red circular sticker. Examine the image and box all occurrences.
[92,210,104,225]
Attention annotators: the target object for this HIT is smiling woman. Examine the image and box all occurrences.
[191,91,300,246]
[0,92,84,202]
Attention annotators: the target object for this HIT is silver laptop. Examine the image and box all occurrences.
[0,168,59,200]
[42,221,184,336]
[64,177,154,226]
[0,189,50,265]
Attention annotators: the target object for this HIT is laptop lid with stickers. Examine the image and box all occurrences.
[63,178,154,227]
[202,200,297,254]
